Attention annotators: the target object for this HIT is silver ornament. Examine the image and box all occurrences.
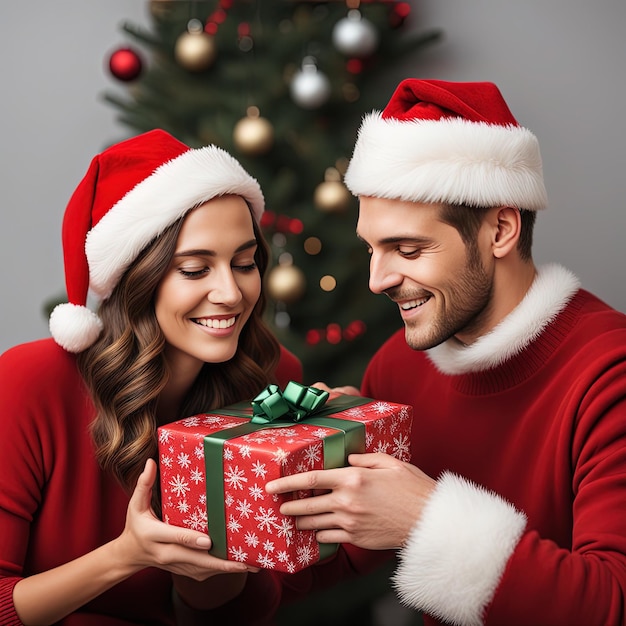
[290,56,331,109]
[332,9,379,58]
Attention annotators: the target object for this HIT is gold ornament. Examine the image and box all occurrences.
[233,106,274,156]
[314,167,352,212]
[319,275,337,292]
[174,20,217,72]
[149,0,176,19]
[304,237,322,255]
[266,264,306,304]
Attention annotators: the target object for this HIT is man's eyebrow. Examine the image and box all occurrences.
[173,239,258,258]
[356,233,433,246]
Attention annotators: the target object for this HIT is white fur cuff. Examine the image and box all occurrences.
[393,471,526,626]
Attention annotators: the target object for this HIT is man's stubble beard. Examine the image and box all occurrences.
[403,251,494,351]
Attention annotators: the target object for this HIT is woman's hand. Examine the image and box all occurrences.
[114,458,253,581]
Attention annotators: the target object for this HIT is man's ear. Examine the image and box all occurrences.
[492,206,521,259]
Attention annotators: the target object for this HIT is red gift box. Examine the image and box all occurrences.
[158,390,412,573]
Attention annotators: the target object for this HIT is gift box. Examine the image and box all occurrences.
[158,382,412,573]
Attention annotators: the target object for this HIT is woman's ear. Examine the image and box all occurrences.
[492,206,521,259]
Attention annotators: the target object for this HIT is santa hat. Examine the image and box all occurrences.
[344,79,547,211]
[49,129,264,353]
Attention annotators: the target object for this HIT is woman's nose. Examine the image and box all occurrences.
[207,268,243,306]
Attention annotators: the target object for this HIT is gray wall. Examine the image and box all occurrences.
[1,1,624,355]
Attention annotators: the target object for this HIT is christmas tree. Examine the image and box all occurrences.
[105,0,442,387]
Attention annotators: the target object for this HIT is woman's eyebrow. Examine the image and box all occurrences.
[173,239,258,258]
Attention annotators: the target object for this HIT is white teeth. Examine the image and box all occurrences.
[195,317,236,329]
[400,297,429,311]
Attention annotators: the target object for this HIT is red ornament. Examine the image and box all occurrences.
[326,323,342,345]
[287,218,304,235]
[346,58,364,74]
[260,210,276,229]
[343,320,366,340]
[306,329,323,346]
[390,2,411,28]
[108,47,143,82]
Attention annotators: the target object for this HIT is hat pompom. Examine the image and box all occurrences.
[49,302,104,353]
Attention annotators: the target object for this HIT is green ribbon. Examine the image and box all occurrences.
[203,383,371,567]
[250,380,330,424]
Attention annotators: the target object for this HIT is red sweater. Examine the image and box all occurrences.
[361,266,626,625]
[0,338,302,625]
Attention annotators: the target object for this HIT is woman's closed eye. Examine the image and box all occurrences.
[177,260,257,278]
[178,266,209,278]
[232,261,257,272]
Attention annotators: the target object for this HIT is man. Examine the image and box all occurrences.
[266,80,626,625]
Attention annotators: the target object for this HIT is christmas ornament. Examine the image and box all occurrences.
[274,310,291,329]
[304,237,322,255]
[233,106,274,156]
[174,19,217,72]
[343,320,366,341]
[237,22,254,53]
[149,0,176,20]
[290,56,331,109]
[332,9,379,58]
[305,320,366,345]
[108,47,143,82]
[266,264,306,304]
[390,2,412,28]
[319,275,337,292]
[326,323,342,344]
[314,167,352,212]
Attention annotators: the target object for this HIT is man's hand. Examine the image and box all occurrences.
[266,453,436,550]
[311,381,361,396]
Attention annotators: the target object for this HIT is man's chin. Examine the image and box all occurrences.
[404,331,433,352]
[404,326,451,352]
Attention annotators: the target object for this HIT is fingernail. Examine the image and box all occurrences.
[196,536,211,548]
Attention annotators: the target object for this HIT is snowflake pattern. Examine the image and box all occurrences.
[244,531,259,547]
[251,460,267,478]
[169,474,190,498]
[393,433,411,461]
[190,467,204,484]
[157,400,412,573]
[248,484,264,501]
[224,465,248,490]
[184,505,207,532]
[177,451,191,469]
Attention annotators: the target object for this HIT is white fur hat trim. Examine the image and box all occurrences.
[344,113,547,211]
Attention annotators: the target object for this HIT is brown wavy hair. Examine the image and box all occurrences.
[77,204,280,499]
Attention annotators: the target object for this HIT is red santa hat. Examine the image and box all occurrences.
[344,79,547,211]
[49,129,264,353]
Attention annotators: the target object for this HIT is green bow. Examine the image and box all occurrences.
[250,381,330,424]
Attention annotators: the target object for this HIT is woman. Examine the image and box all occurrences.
[0,129,301,625]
